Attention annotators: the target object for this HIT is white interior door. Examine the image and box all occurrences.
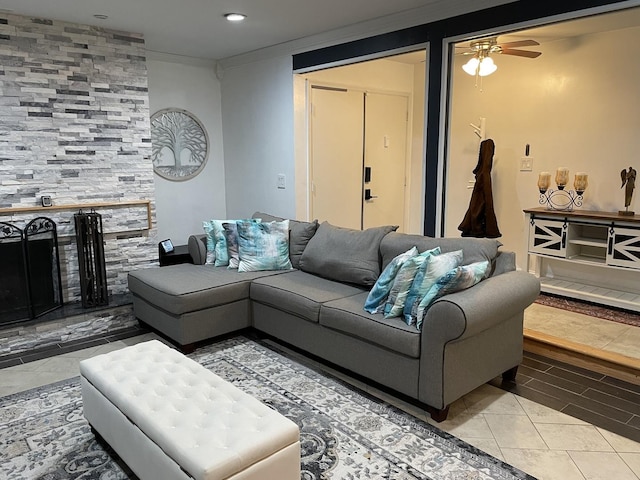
[363,92,408,231]
[309,86,364,229]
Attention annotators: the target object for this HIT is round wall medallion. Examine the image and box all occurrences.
[150,108,209,181]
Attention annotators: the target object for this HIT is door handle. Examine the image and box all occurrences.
[364,189,378,201]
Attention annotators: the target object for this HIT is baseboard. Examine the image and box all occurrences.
[524,328,640,386]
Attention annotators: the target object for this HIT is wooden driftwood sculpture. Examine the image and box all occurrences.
[620,166,636,216]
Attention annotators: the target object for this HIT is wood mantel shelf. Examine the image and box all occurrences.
[524,207,640,224]
[0,199,152,230]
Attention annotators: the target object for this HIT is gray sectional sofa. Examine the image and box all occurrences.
[127,213,540,421]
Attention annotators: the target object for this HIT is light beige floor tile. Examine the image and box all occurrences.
[536,424,614,452]
[569,451,639,480]
[620,452,640,477]
[484,414,548,449]
[598,428,640,453]
[524,304,633,350]
[516,396,588,425]
[462,384,526,415]
[459,436,504,461]
[432,411,493,439]
[0,370,75,396]
[501,448,585,480]
[601,326,640,359]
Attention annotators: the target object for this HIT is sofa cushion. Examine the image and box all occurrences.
[415,260,489,330]
[380,232,501,272]
[237,219,293,272]
[383,247,440,319]
[299,222,397,287]
[364,246,418,314]
[128,264,284,316]
[402,249,462,325]
[252,212,319,269]
[250,270,365,323]
[320,292,421,358]
[222,222,240,268]
[203,218,261,267]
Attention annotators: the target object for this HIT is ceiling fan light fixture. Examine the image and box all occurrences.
[478,57,497,76]
[462,57,480,75]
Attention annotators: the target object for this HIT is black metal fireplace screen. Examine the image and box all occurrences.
[0,217,63,325]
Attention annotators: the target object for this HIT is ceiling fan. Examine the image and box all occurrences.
[457,37,541,77]
[459,37,542,58]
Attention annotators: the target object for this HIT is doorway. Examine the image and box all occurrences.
[295,50,427,233]
[309,85,409,230]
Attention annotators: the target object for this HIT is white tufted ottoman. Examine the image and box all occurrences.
[80,340,300,480]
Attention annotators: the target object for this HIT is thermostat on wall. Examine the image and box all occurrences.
[41,196,52,207]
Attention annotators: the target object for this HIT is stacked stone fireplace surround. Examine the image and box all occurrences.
[0,14,157,310]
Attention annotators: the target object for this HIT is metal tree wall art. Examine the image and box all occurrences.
[150,108,209,181]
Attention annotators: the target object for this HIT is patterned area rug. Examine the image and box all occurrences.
[535,293,640,328]
[0,336,535,479]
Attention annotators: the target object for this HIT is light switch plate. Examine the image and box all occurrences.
[277,174,286,189]
[520,157,533,171]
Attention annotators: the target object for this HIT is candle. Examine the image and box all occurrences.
[555,167,569,190]
[574,172,588,194]
[537,172,551,193]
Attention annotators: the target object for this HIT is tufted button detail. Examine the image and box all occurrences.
[80,339,300,480]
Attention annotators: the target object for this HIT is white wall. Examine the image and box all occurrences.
[220,55,296,219]
[147,53,226,244]
[217,0,513,222]
[446,26,640,268]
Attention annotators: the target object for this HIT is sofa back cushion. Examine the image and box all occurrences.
[252,212,319,269]
[380,232,502,273]
[299,221,397,287]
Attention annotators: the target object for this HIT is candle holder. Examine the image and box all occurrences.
[538,170,587,211]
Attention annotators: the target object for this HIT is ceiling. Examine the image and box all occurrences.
[0,0,448,60]
[456,5,640,49]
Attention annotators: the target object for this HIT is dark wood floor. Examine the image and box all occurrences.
[492,351,640,443]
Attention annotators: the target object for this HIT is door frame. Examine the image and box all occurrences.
[292,44,428,233]
[307,79,413,230]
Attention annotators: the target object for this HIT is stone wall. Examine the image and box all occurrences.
[0,14,157,302]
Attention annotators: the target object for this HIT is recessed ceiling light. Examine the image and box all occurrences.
[93,14,109,20]
[224,13,246,22]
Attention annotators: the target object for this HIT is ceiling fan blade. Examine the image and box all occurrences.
[498,39,540,48]
[500,48,542,58]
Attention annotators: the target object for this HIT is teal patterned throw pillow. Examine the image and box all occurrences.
[202,220,219,265]
[364,246,418,314]
[415,260,489,331]
[403,249,463,326]
[222,222,240,269]
[203,218,260,267]
[383,247,441,319]
[237,220,293,272]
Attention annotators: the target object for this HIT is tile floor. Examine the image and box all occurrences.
[525,302,640,361]
[1,304,640,480]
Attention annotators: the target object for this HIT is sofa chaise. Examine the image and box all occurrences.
[127,213,540,420]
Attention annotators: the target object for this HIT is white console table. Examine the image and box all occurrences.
[524,207,640,312]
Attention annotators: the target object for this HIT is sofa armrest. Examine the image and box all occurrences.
[188,234,207,265]
[422,270,539,341]
[418,270,540,408]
